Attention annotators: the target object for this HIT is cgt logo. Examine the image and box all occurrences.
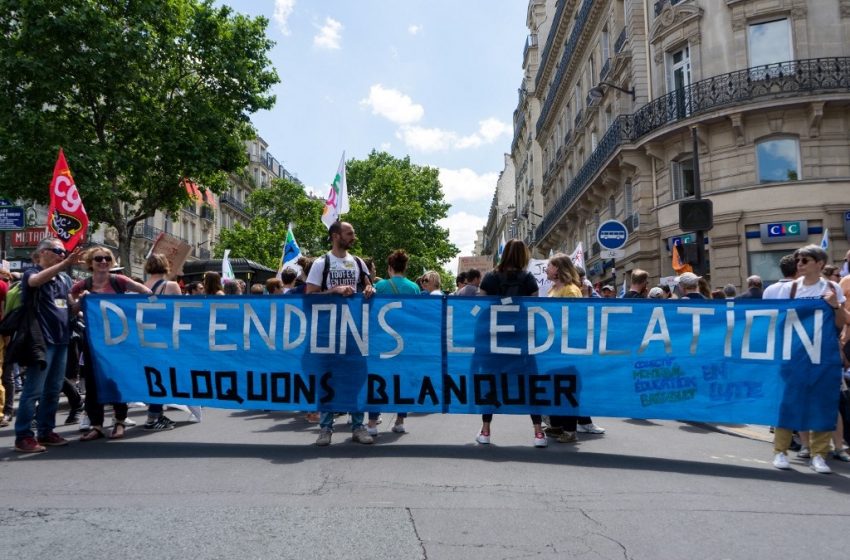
[767,222,800,237]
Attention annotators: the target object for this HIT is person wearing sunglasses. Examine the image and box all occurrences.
[12,237,83,452]
[770,244,847,474]
[72,247,150,441]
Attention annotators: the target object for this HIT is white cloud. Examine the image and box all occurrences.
[380,142,392,151]
[439,211,488,274]
[360,84,424,125]
[273,0,295,36]
[408,24,422,35]
[314,17,343,50]
[438,168,498,204]
[394,118,512,153]
[397,126,456,152]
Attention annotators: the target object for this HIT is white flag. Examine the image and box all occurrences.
[321,152,348,229]
[570,242,585,271]
[222,249,235,281]
[820,228,829,250]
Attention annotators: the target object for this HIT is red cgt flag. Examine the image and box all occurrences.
[47,148,89,251]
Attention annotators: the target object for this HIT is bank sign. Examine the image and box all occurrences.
[760,220,808,244]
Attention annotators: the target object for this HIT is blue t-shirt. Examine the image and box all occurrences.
[374,276,421,295]
[21,267,72,345]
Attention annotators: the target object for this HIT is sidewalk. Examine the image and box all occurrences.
[697,422,773,443]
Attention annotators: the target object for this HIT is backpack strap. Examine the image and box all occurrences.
[354,256,371,292]
[789,281,797,299]
[388,278,400,295]
[84,276,93,292]
[151,279,166,295]
[321,254,331,292]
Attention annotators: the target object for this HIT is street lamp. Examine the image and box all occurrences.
[589,81,635,102]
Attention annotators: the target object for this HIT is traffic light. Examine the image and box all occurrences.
[679,199,713,231]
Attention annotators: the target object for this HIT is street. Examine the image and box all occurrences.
[2,406,850,560]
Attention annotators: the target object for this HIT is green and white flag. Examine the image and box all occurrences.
[321,152,348,229]
[222,249,235,281]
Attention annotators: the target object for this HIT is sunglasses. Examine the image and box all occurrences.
[795,257,812,265]
[93,255,113,263]
[48,247,68,256]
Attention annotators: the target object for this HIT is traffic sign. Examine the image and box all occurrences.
[596,220,628,251]
[600,249,625,259]
[0,206,25,230]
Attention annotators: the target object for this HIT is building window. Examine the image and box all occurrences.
[666,45,691,117]
[624,182,633,217]
[756,137,800,183]
[591,131,598,152]
[671,156,695,200]
[748,19,792,68]
[601,28,610,63]
[608,195,616,219]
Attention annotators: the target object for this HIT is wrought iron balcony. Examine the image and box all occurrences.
[533,57,850,245]
[534,0,567,88]
[132,223,163,241]
[624,212,640,233]
[536,0,596,136]
[614,28,627,54]
[220,193,250,216]
[564,129,572,145]
[574,108,584,128]
[600,58,611,82]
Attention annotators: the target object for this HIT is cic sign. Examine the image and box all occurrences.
[759,221,808,244]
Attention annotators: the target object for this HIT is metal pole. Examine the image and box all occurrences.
[691,127,706,276]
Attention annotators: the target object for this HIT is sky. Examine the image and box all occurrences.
[220,0,530,272]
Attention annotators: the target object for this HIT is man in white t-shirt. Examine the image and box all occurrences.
[306,221,375,446]
[770,244,847,474]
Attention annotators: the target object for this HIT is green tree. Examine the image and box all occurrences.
[346,151,458,277]
[0,0,278,267]
[214,178,326,268]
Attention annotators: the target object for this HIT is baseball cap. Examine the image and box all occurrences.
[676,272,701,287]
[647,287,665,299]
[601,285,614,292]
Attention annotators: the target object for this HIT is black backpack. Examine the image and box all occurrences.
[494,271,532,297]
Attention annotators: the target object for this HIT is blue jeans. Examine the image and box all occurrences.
[15,343,68,439]
[319,412,364,431]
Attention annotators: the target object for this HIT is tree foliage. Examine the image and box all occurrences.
[214,178,326,268]
[345,151,458,278]
[0,0,278,266]
[215,151,458,279]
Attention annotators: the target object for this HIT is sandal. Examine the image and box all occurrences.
[110,420,126,440]
[80,427,105,442]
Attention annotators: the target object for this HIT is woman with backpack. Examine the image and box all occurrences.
[73,247,151,441]
[474,239,547,447]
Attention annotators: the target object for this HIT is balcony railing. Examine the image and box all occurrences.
[624,212,640,233]
[220,193,250,216]
[564,129,572,145]
[533,57,850,245]
[536,0,597,136]
[600,58,611,82]
[614,28,627,54]
[534,0,568,88]
[132,223,163,241]
[200,206,214,222]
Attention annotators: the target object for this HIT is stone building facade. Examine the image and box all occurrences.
[507,0,850,289]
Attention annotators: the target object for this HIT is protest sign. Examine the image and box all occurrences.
[149,232,192,277]
[84,295,842,430]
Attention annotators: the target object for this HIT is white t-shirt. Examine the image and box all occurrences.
[775,277,846,304]
[761,278,793,300]
[306,253,363,291]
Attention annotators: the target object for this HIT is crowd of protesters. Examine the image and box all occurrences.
[1,227,848,474]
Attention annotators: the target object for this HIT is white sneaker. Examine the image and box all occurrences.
[391,423,407,434]
[577,423,605,434]
[534,432,548,448]
[810,455,832,474]
[773,452,790,470]
[187,406,203,423]
[476,432,491,444]
[366,426,378,437]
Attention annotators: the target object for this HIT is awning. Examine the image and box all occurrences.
[183,179,217,207]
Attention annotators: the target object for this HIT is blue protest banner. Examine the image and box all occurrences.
[83,294,842,431]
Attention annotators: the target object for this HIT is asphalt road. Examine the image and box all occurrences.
[2,406,850,560]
